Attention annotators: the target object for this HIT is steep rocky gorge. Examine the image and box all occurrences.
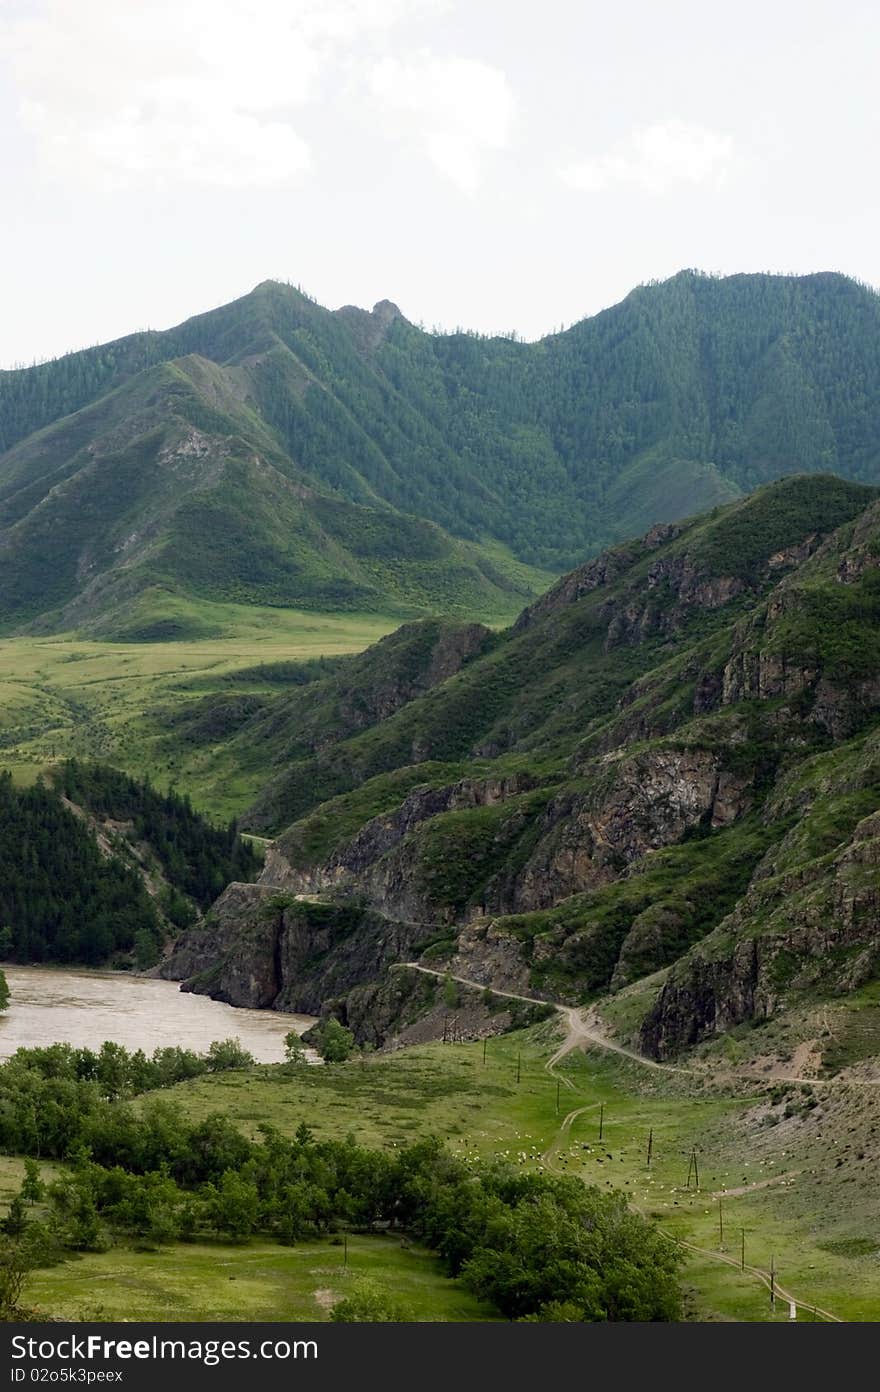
[163,478,880,1053]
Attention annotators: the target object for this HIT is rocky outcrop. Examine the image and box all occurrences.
[498,749,752,913]
[610,903,694,990]
[444,920,535,996]
[719,506,880,739]
[640,936,766,1057]
[515,538,654,630]
[326,621,490,740]
[519,532,745,654]
[314,968,547,1050]
[159,882,285,1006]
[600,553,745,652]
[721,601,880,742]
[265,742,754,933]
[641,809,880,1057]
[274,772,537,913]
[161,886,437,1015]
[270,746,753,926]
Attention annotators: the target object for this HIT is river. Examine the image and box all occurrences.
[0,965,317,1063]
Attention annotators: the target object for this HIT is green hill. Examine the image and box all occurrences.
[3,271,880,633]
[0,352,541,635]
[0,762,261,967]
[161,475,880,1062]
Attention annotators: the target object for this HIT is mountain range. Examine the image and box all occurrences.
[3,270,880,637]
[158,473,880,1063]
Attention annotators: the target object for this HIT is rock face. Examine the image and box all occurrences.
[515,538,654,630]
[315,967,548,1050]
[719,505,880,740]
[275,772,537,920]
[270,749,752,925]
[641,808,880,1057]
[518,516,816,653]
[493,750,752,914]
[160,885,549,1049]
[444,921,535,997]
[326,621,490,737]
[611,904,693,990]
[161,887,436,1017]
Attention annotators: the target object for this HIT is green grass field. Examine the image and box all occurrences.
[6,1021,880,1321]
[0,605,399,820]
[146,1025,880,1322]
[27,1235,495,1323]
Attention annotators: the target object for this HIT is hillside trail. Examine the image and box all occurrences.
[397,963,880,1092]
[398,962,851,1321]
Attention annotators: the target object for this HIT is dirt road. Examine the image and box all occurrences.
[396,962,848,1320]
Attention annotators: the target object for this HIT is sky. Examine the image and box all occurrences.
[1,0,878,366]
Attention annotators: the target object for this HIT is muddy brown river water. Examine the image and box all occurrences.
[0,964,316,1063]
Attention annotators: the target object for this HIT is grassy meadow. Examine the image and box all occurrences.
[0,603,400,820]
[161,1026,880,1322]
[8,1022,873,1323]
[27,1235,495,1323]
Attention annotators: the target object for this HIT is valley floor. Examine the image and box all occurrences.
[6,1013,878,1322]
[25,1234,494,1323]
[0,606,399,821]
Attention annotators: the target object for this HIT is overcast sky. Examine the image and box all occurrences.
[1,0,878,366]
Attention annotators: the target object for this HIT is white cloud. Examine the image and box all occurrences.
[369,53,515,192]
[0,0,449,189]
[561,120,735,195]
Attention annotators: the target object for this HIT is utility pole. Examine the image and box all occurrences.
[515,1051,521,1085]
[718,1198,724,1250]
[686,1146,700,1190]
[599,1103,604,1142]
[770,1254,776,1311]
[646,1128,653,1167]
[482,1036,487,1065]
[343,1233,348,1270]
[741,1228,745,1271]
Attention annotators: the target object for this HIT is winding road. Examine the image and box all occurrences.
[396,962,880,1091]
[394,961,849,1321]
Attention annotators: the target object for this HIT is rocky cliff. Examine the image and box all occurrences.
[641,735,880,1056]
[165,476,880,1054]
[161,884,437,1018]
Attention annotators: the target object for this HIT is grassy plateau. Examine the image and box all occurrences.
[0,604,399,821]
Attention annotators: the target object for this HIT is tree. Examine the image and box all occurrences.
[203,1171,259,1242]
[0,1241,31,1318]
[20,1160,44,1207]
[315,1019,355,1064]
[0,968,9,1012]
[330,1281,411,1322]
[1,1197,27,1238]
[206,1038,254,1072]
[283,1030,307,1064]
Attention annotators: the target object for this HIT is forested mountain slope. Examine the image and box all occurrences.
[2,271,880,632]
[0,351,538,636]
[0,763,261,967]
[161,476,880,1057]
